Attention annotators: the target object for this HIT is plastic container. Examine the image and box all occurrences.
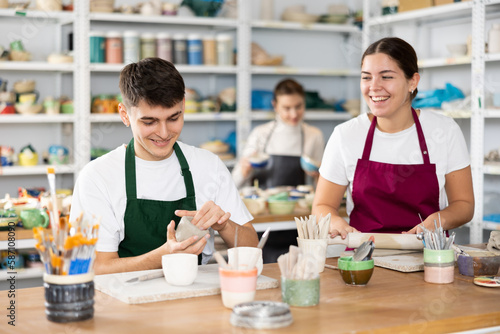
[156,32,172,62]
[140,33,156,59]
[216,34,233,66]
[105,31,123,64]
[123,30,140,64]
[187,34,203,65]
[423,249,455,284]
[89,31,105,63]
[172,34,188,64]
[203,36,217,65]
[489,24,500,54]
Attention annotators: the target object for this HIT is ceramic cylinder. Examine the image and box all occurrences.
[44,273,95,323]
[202,36,217,65]
[489,24,500,54]
[105,31,123,64]
[123,31,140,64]
[89,31,105,63]
[187,34,203,65]
[216,34,233,66]
[156,32,172,62]
[173,34,188,65]
[281,277,320,307]
[296,238,328,273]
[140,33,156,59]
[219,267,258,309]
[423,249,455,284]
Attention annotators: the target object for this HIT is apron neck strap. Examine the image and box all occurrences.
[362,108,430,164]
[125,139,196,200]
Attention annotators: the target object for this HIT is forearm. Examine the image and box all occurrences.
[94,249,164,275]
[423,200,474,231]
[218,220,259,248]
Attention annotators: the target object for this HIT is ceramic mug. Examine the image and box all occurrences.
[18,92,39,105]
[162,253,198,286]
[20,208,50,229]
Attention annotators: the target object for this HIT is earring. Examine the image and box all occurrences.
[410,89,414,94]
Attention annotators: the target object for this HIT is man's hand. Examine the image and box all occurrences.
[164,220,208,255]
[175,201,231,232]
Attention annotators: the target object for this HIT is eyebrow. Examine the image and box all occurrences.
[361,70,397,75]
[139,110,183,122]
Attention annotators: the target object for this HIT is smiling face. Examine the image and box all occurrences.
[119,99,185,161]
[361,53,419,121]
[273,93,305,126]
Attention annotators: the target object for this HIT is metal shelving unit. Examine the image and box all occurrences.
[363,0,500,243]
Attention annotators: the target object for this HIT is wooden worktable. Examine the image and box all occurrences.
[3,258,499,334]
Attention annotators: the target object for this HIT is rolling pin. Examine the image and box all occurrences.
[327,233,423,250]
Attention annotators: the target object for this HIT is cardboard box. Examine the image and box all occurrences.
[434,0,454,5]
[398,0,433,12]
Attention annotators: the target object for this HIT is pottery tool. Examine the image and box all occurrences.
[125,271,165,284]
[247,227,271,271]
[46,167,59,233]
[233,225,239,270]
[277,246,318,280]
[352,236,375,262]
[328,233,423,250]
[324,264,338,270]
[295,214,331,240]
[214,251,229,269]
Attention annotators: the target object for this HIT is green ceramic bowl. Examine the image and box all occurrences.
[267,199,297,215]
[338,256,374,286]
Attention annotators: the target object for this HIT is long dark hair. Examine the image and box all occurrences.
[361,37,419,100]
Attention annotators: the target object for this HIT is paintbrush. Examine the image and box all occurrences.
[46,167,59,235]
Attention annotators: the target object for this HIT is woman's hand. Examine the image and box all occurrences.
[329,216,359,239]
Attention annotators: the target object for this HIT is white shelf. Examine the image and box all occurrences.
[0,114,75,123]
[484,109,500,118]
[0,267,44,280]
[251,111,351,121]
[484,53,500,62]
[0,164,75,176]
[0,8,74,21]
[90,63,237,74]
[89,113,239,123]
[89,12,238,27]
[421,108,471,119]
[0,61,75,72]
[484,163,500,175]
[251,66,359,76]
[418,56,471,69]
[252,20,360,33]
[483,221,500,230]
[366,2,473,26]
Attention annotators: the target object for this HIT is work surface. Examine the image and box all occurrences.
[3,258,500,334]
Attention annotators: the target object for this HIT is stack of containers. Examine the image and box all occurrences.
[89,31,234,66]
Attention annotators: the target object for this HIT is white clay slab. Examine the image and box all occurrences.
[175,216,209,243]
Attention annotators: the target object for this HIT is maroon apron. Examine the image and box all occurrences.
[350,108,440,233]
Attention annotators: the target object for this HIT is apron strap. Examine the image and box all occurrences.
[362,108,431,165]
[125,138,137,200]
[174,142,196,198]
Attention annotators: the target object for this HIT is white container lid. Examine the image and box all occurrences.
[173,34,187,40]
[106,31,122,38]
[141,33,156,40]
[89,31,105,37]
[157,32,171,39]
[187,34,201,40]
[216,34,232,41]
[123,31,139,38]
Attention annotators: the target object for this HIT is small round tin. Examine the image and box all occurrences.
[230,301,293,329]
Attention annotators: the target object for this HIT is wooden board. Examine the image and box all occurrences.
[94,263,279,305]
[342,249,424,273]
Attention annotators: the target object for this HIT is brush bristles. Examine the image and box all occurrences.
[47,167,55,174]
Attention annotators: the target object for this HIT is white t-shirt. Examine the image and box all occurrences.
[319,110,470,216]
[69,141,253,264]
[232,116,325,188]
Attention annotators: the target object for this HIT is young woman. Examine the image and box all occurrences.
[313,37,474,239]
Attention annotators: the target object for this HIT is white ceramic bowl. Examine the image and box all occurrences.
[162,253,198,286]
[15,103,43,115]
[242,197,267,216]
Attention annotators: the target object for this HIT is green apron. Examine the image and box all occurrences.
[118,139,197,260]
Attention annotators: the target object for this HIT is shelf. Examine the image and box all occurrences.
[484,109,500,118]
[251,111,352,121]
[251,20,360,33]
[0,267,44,280]
[418,56,471,69]
[484,53,500,62]
[483,221,500,230]
[89,12,238,27]
[251,66,359,76]
[0,61,75,72]
[421,108,471,119]
[0,164,75,176]
[0,114,75,123]
[484,162,500,175]
[89,112,239,123]
[90,63,237,74]
[366,2,473,26]
[0,8,74,21]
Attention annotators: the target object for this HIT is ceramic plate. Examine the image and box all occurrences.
[473,276,500,288]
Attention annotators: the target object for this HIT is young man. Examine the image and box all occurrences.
[70,58,258,274]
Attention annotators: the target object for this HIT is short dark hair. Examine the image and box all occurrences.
[119,58,185,109]
[361,37,419,100]
[273,78,305,101]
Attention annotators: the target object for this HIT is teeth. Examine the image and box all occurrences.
[371,96,389,102]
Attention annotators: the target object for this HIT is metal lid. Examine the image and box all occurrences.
[230,301,293,329]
